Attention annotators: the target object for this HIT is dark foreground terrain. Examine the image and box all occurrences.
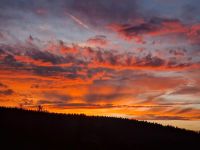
[0,107,199,150]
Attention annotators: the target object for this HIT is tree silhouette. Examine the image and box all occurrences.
[0,107,200,150]
[37,105,43,112]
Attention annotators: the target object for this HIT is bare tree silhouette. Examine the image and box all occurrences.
[37,105,43,112]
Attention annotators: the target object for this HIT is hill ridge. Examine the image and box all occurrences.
[0,107,199,150]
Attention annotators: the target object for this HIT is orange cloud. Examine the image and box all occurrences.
[0,41,200,123]
[15,55,53,67]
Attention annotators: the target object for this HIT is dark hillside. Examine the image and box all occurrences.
[0,107,199,150]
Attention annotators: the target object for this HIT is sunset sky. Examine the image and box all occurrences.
[0,0,200,131]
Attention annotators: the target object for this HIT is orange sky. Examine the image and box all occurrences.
[0,0,200,131]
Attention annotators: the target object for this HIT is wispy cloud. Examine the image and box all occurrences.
[65,12,90,30]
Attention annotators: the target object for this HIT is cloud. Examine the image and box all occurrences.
[25,49,66,65]
[130,106,200,120]
[37,102,115,109]
[0,82,7,88]
[136,115,189,120]
[109,17,200,45]
[65,12,90,30]
[1,56,200,121]
[42,92,73,102]
[172,86,200,95]
[1,43,198,77]
[0,89,14,95]
[187,24,200,44]
[85,93,132,103]
[168,48,186,57]
[1,54,23,67]
[20,98,34,106]
[109,17,187,43]
[0,0,200,125]
[87,35,109,46]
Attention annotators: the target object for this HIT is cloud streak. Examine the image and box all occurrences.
[65,12,90,30]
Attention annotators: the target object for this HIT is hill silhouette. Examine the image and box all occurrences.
[0,107,199,150]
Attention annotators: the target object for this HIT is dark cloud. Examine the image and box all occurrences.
[87,67,114,79]
[110,17,186,42]
[64,72,84,80]
[0,48,4,54]
[0,82,7,88]
[137,54,165,67]
[25,49,66,65]
[61,103,113,108]
[0,43,198,81]
[87,35,109,46]
[37,100,66,106]
[2,55,23,67]
[85,93,131,103]
[20,98,34,106]
[0,89,14,95]
[37,101,115,109]
[168,48,186,57]
[30,84,40,89]
[32,66,65,76]
[42,92,72,102]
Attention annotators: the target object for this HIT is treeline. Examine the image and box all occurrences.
[0,107,199,150]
